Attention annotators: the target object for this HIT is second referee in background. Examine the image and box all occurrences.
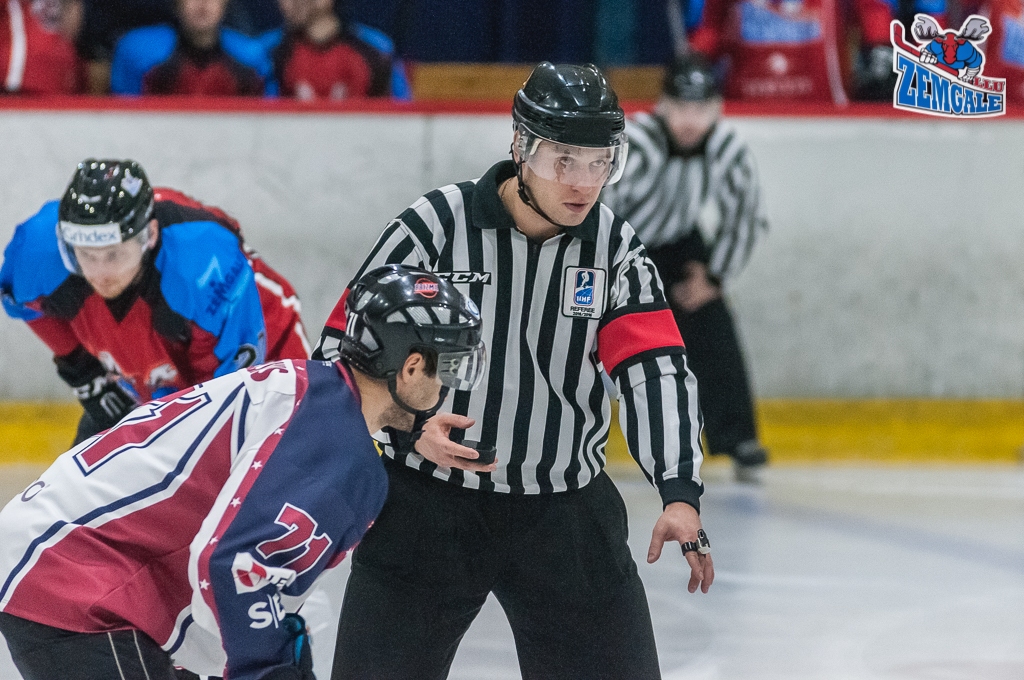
[603,53,771,483]
[317,62,713,679]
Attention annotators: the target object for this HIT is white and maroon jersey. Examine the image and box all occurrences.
[0,359,387,679]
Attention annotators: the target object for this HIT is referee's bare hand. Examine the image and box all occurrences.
[647,501,715,594]
[414,413,499,473]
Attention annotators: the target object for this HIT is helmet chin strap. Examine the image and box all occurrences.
[512,153,577,233]
[388,376,449,422]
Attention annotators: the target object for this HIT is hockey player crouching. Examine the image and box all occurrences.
[0,159,311,446]
[0,265,486,680]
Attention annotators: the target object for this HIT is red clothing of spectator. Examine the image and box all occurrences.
[691,0,848,103]
[142,39,262,96]
[975,0,1024,103]
[1,0,79,94]
[280,35,371,100]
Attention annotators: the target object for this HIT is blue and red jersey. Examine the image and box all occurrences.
[0,359,387,679]
[110,25,273,96]
[0,188,310,403]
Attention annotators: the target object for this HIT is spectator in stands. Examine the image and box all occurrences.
[77,0,174,94]
[969,0,1024,104]
[688,0,851,103]
[850,0,947,100]
[1,0,82,95]
[110,0,273,96]
[269,0,410,100]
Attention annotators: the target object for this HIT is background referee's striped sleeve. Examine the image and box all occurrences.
[706,142,767,280]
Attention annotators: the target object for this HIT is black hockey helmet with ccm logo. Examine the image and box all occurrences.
[340,264,486,416]
[56,159,155,272]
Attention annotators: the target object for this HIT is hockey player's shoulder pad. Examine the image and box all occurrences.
[0,201,72,321]
[155,220,258,336]
[110,25,177,95]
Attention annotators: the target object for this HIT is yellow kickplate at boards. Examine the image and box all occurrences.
[606,399,1024,465]
[0,403,79,464]
[2,400,1024,466]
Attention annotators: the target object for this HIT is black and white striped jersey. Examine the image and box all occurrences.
[314,161,705,510]
[602,113,768,281]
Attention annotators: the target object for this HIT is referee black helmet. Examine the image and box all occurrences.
[663,53,721,101]
[513,62,626,148]
[341,265,486,394]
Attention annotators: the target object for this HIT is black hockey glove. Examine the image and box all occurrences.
[260,614,315,680]
[75,376,138,432]
[55,347,138,431]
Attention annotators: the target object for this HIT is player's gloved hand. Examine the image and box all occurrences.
[260,614,315,680]
[961,67,979,82]
[74,375,138,432]
[919,50,938,64]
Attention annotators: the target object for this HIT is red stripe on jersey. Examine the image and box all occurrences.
[324,288,350,333]
[196,363,310,627]
[597,309,684,376]
[4,418,234,642]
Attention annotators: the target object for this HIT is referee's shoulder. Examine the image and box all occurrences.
[403,178,479,230]
[597,202,643,259]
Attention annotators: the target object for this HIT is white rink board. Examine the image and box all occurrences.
[0,111,1023,399]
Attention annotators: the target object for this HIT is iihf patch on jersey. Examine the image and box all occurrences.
[562,267,606,319]
[891,15,1005,118]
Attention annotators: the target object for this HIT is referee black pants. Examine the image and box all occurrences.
[675,297,759,458]
[331,458,661,680]
[0,612,177,680]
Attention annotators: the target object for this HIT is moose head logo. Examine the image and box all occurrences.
[912,15,990,83]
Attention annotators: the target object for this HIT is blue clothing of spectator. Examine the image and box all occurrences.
[111,24,276,95]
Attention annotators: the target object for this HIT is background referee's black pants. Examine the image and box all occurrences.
[675,297,759,458]
[331,458,662,680]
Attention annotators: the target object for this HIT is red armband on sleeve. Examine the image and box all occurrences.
[597,307,684,379]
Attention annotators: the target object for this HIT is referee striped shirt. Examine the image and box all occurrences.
[602,113,768,281]
[314,160,705,509]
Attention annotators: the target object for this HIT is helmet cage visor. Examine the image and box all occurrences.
[515,125,629,187]
[436,342,487,392]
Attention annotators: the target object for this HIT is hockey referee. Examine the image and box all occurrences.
[603,53,771,482]
[316,62,713,679]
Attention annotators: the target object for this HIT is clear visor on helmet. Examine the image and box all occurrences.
[436,342,487,392]
[516,127,629,188]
